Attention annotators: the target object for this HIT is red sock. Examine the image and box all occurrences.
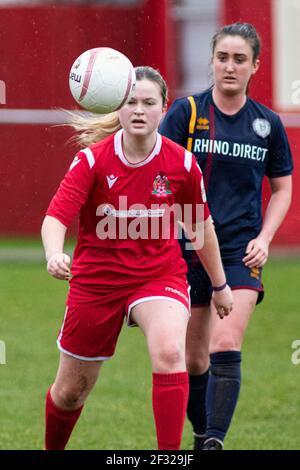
[152,371,189,450]
[45,387,83,450]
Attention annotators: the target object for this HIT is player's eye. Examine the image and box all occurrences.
[235,55,247,64]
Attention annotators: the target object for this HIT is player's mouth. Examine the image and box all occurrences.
[223,76,237,83]
[131,119,146,126]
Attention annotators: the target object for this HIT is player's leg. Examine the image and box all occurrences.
[45,298,124,450]
[131,299,189,450]
[184,263,212,449]
[185,305,211,449]
[45,352,102,450]
[203,289,258,450]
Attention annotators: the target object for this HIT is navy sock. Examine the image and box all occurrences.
[205,351,241,442]
[187,370,209,436]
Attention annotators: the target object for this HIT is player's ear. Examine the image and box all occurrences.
[252,58,260,76]
[159,109,167,127]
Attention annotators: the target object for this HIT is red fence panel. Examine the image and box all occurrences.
[0,1,174,236]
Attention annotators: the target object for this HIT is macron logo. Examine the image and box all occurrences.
[106,174,118,189]
[70,156,81,171]
[165,286,189,303]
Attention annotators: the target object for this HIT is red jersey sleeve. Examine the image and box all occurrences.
[179,152,210,225]
[46,148,95,227]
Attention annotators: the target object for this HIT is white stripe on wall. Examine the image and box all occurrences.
[273,0,300,111]
[0,109,94,124]
[1,109,300,127]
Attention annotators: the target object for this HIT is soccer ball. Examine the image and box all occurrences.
[69,47,136,114]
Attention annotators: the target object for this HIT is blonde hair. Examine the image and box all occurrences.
[68,111,121,148]
[68,66,168,148]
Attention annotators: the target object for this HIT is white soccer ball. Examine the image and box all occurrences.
[69,47,136,114]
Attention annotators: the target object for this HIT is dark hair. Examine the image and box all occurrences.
[211,22,261,63]
[135,66,168,106]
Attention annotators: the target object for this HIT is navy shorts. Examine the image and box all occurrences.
[187,256,264,307]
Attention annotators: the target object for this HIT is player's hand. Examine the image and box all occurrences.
[47,253,71,281]
[243,237,269,268]
[212,285,233,319]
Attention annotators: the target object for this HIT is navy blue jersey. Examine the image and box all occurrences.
[159,89,293,260]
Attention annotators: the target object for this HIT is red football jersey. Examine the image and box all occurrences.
[47,130,209,301]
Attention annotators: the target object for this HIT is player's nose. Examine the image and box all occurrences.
[133,102,145,114]
[225,60,235,72]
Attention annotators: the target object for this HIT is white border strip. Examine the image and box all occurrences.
[1,109,300,127]
[0,108,300,126]
[57,341,111,362]
[184,150,192,172]
[278,113,300,128]
[81,147,95,169]
[57,305,110,361]
[114,129,162,167]
[127,295,190,327]
[0,109,94,124]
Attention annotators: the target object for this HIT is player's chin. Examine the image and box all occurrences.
[129,125,148,135]
[221,82,241,94]
[132,127,158,138]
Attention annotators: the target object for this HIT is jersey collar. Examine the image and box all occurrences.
[114,129,162,167]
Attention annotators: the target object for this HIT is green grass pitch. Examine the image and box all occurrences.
[0,252,299,449]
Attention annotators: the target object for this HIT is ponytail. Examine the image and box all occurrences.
[67,111,121,148]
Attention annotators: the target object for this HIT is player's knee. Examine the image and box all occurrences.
[54,381,89,409]
[210,333,242,353]
[186,350,209,375]
[154,342,184,371]
[210,325,244,352]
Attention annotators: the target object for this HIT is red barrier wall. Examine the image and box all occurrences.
[0,1,175,236]
[268,128,300,246]
[222,0,273,108]
[1,1,299,245]
[222,0,300,246]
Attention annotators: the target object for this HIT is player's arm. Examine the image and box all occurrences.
[243,175,292,268]
[41,150,94,280]
[244,115,293,268]
[180,154,233,318]
[184,217,233,319]
[41,216,71,280]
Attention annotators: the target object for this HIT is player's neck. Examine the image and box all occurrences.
[212,87,247,115]
[122,132,157,163]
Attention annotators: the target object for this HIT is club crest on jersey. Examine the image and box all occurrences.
[151,174,172,197]
[252,119,271,138]
[196,117,209,130]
